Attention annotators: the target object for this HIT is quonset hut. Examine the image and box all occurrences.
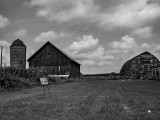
[120,51,160,79]
[27,41,80,78]
[10,39,26,68]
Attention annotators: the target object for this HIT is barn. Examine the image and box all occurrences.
[151,65,160,80]
[27,41,80,78]
[120,51,160,79]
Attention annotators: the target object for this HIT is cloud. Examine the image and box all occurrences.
[99,0,160,28]
[0,41,10,66]
[14,29,27,38]
[73,46,115,66]
[0,48,10,66]
[30,49,35,54]
[34,31,67,42]
[141,43,151,49]
[82,60,95,66]
[111,35,138,50]
[0,40,11,47]
[28,0,98,22]
[28,0,160,31]
[67,35,99,53]
[153,44,160,52]
[131,26,153,38]
[67,35,115,67]
[0,15,9,28]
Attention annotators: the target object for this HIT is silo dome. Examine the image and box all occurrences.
[11,39,26,47]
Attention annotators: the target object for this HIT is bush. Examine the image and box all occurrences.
[0,72,30,90]
[0,66,46,90]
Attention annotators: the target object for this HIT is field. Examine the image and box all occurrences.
[0,79,160,120]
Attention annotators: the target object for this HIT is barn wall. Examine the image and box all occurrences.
[152,67,160,80]
[29,44,70,67]
[28,43,80,78]
[32,66,70,75]
[70,62,80,78]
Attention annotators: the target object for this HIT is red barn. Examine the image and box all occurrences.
[27,41,80,78]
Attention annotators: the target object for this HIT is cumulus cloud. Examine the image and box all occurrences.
[14,29,27,38]
[0,48,10,66]
[82,60,95,66]
[30,49,35,54]
[141,43,151,49]
[67,35,99,53]
[67,35,114,66]
[34,31,67,42]
[73,46,115,66]
[0,15,9,28]
[131,26,153,38]
[27,0,160,31]
[0,41,11,66]
[111,35,138,50]
[0,40,11,47]
[99,0,160,28]
[28,0,98,22]
[153,44,160,52]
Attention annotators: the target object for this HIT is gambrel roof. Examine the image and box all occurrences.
[27,41,80,65]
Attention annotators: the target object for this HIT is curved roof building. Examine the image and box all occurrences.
[120,51,160,79]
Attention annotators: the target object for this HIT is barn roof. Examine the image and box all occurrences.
[11,39,26,47]
[120,51,159,73]
[27,41,80,65]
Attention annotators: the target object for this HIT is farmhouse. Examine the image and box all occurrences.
[27,41,80,78]
[120,51,160,79]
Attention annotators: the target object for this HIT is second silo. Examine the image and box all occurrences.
[10,39,26,69]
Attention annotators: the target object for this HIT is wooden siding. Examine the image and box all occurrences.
[29,44,70,67]
[70,62,80,78]
[28,42,80,78]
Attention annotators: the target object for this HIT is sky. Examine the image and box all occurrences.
[0,0,160,74]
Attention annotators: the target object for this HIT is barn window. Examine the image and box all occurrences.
[59,66,61,71]
[47,52,51,59]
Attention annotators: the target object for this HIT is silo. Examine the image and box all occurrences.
[10,39,26,69]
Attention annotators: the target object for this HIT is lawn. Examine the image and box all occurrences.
[0,79,160,120]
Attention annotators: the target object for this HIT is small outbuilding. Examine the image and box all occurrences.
[27,41,80,78]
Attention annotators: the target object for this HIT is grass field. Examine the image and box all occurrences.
[0,79,160,120]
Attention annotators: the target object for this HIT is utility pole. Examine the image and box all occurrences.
[0,46,3,67]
